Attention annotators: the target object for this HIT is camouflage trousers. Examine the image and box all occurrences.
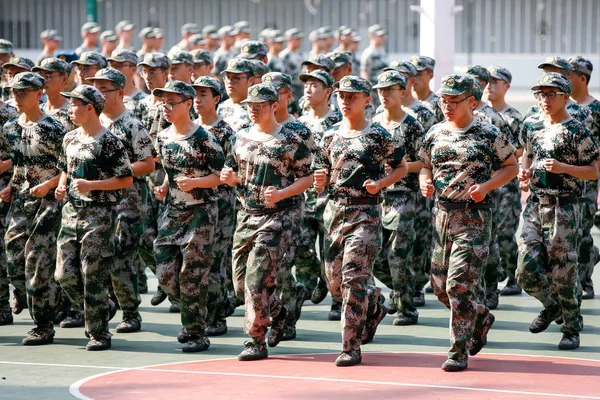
[137,168,165,277]
[430,205,492,361]
[373,191,418,318]
[0,203,11,312]
[56,203,116,338]
[579,180,598,293]
[154,202,216,336]
[414,196,433,291]
[277,206,303,328]
[517,200,582,333]
[232,207,294,340]
[113,180,144,318]
[207,188,235,325]
[323,199,383,352]
[5,196,61,327]
[484,195,503,296]
[496,179,521,282]
[295,190,326,292]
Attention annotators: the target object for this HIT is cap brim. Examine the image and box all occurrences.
[87,27,101,34]
[333,82,369,93]
[2,63,30,70]
[60,91,88,103]
[85,76,121,86]
[489,72,509,82]
[137,61,164,68]
[438,88,468,96]
[531,83,563,91]
[372,81,405,89]
[70,60,96,66]
[298,73,326,85]
[7,82,41,90]
[537,62,566,70]
[152,87,193,99]
[122,24,135,31]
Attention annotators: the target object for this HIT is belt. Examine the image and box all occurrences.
[530,195,579,205]
[331,197,383,205]
[242,204,299,216]
[437,201,494,211]
[70,199,116,208]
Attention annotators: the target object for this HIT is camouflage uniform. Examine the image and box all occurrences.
[217,99,252,133]
[75,22,101,56]
[40,101,77,132]
[517,75,598,337]
[419,74,515,364]
[56,87,133,341]
[313,76,405,353]
[227,84,312,345]
[360,46,387,108]
[280,28,305,104]
[212,48,235,77]
[0,101,18,321]
[154,120,224,339]
[371,75,425,321]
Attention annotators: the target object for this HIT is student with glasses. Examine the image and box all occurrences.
[517,72,599,352]
[419,74,518,372]
[70,51,107,86]
[217,58,255,133]
[108,49,147,122]
[34,58,78,132]
[221,83,313,362]
[152,80,225,353]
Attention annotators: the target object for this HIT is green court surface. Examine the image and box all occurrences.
[1,230,599,399]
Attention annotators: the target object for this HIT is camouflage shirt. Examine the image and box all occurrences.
[2,114,65,196]
[360,46,388,82]
[421,91,444,122]
[312,121,405,198]
[41,100,77,132]
[58,128,133,203]
[496,105,523,148]
[473,103,515,147]
[279,48,304,81]
[226,124,313,211]
[212,48,235,77]
[267,55,286,74]
[581,97,600,144]
[372,112,425,192]
[99,110,155,178]
[124,89,148,121]
[376,99,438,131]
[157,124,225,207]
[525,117,598,197]
[0,102,19,186]
[137,95,171,146]
[298,109,342,145]
[281,115,317,153]
[217,98,252,132]
[419,119,515,203]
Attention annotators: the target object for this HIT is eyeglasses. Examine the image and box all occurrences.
[224,75,249,84]
[141,68,164,77]
[533,91,566,100]
[75,65,100,74]
[160,99,188,111]
[377,87,404,94]
[438,96,471,108]
[109,62,136,69]
[11,88,39,98]
[244,103,271,111]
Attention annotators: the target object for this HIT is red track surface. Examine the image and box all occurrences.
[74,352,600,399]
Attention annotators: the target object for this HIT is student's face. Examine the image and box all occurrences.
[193,87,219,115]
[485,78,509,102]
[169,63,193,82]
[303,79,330,107]
[39,70,67,94]
[378,84,406,110]
[141,66,168,91]
[337,91,370,118]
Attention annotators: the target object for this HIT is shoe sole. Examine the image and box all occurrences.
[115,326,141,333]
[442,364,468,372]
[60,321,85,328]
[238,354,268,361]
[206,329,227,337]
[182,344,210,353]
[392,317,418,326]
[558,342,580,350]
[86,345,111,351]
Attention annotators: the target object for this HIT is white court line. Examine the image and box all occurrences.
[66,351,600,400]
[0,361,129,370]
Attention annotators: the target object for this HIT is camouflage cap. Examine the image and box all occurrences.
[471,78,484,101]
[531,72,572,95]
[329,51,352,69]
[188,34,206,46]
[258,28,274,43]
[233,21,251,34]
[154,28,164,39]
[285,28,304,40]
[203,25,219,39]
[262,72,292,90]
[222,58,254,75]
[335,25,353,39]
[218,25,236,37]
[191,49,212,64]
[267,30,285,43]
[373,70,407,90]
[32,57,72,76]
[115,20,135,33]
[168,49,194,66]
[461,64,490,83]
[314,26,334,39]
[409,55,435,71]
[487,65,512,83]
[61,84,106,114]
[181,23,200,36]
[247,60,269,77]
[569,56,593,76]
[299,70,335,87]
[384,60,417,77]
[81,22,101,35]
[71,52,108,68]
[192,76,224,97]
[350,31,361,42]
[439,74,474,96]
[108,48,138,64]
[55,50,78,64]
[138,27,158,40]
[240,84,279,104]
[3,57,34,71]
[100,30,118,42]
[537,56,573,75]
[368,24,387,36]
[239,40,268,59]
[7,72,45,90]
[40,29,62,42]
[153,80,196,100]
[0,39,14,54]
[333,75,372,94]
[301,53,334,71]
[138,52,171,70]
[86,67,126,89]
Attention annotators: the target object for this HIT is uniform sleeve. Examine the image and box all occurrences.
[292,140,313,179]
[360,49,372,72]
[408,120,426,163]
[418,127,435,165]
[57,134,69,172]
[104,136,133,178]
[311,134,332,171]
[384,133,405,169]
[0,121,13,161]
[224,134,238,171]
[132,123,156,161]
[576,126,600,166]
[203,133,225,175]
[492,133,515,165]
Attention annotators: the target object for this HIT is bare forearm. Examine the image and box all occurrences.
[192,173,222,189]
[44,175,61,190]
[131,157,155,177]
[377,161,407,188]
[87,176,133,191]
[278,175,313,200]
[564,164,599,181]
[407,160,423,174]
